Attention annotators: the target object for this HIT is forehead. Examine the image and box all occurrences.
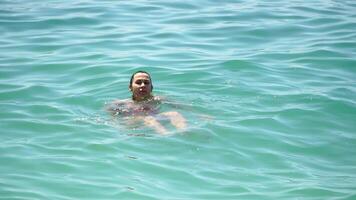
[133,73,150,80]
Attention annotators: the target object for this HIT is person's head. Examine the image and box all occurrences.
[129,71,153,101]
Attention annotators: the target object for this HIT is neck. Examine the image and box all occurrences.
[132,94,153,102]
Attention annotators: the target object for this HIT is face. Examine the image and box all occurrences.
[130,72,152,100]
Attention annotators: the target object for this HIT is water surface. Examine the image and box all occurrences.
[1,0,356,199]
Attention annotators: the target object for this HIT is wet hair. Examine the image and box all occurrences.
[129,70,153,90]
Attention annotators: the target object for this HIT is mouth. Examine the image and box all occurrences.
[138,88,147,94]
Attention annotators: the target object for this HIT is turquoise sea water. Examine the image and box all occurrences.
[1,0,356,199]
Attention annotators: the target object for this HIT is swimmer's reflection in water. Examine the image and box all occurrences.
[106,71,187,135]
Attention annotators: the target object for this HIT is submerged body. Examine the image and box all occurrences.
[108,71,186,134]
[110,96,161,117]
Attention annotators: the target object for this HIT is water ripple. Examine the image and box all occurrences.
[1,0,356,199]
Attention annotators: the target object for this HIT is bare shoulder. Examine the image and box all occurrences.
[111,99,131,105]
[106,99,131,114]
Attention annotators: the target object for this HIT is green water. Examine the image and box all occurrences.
[1,0,356,199]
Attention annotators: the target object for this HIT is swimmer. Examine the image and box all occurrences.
[107,71,186,135]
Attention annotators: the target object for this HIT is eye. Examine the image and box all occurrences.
[135,80,142,85]
[144,80,150,85]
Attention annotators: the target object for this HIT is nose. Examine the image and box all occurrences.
[140,82,145,87]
